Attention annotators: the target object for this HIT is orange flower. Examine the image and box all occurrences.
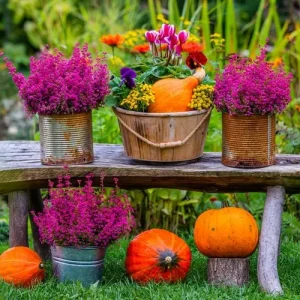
[100,34,124,47]
[182,42,204,53]
[273,57,283,68]
[131,43,150,54]
[295,104,300,113]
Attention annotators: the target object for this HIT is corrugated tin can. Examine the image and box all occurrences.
[39,111,94,165]
[51,246,106,287]
[222,113,276,168]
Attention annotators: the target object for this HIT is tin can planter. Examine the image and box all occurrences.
[51,246,106,287]
[39,111,94,165]
[222,113,276,168]
[113,107,212,162]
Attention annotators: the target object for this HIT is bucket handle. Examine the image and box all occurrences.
[115,108,212,149]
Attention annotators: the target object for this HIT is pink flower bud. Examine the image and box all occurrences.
[175,44,182,56]
[145,30,158,43]
[178,30,189,44]
[160,24,175,38]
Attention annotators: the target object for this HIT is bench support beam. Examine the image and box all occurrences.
[29,190,51,260]
[8,190,29,247]
[258,186,285,295]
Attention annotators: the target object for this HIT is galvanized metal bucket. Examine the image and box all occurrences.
[39,111,94,165]
[222,113,276,168]
[51,246,106,287]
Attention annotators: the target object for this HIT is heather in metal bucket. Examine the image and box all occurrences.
[2,44,110,164]
[31,173,135,286]
[214,45,293,168]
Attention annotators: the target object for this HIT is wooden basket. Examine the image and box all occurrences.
[113,107,211,162]
[222,113,276,168]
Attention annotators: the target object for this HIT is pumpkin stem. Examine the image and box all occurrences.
[193,67,206,83]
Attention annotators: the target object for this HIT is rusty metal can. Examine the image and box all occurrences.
[222,113,276,168]
[39,111,94,165]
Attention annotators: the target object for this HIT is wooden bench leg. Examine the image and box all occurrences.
[29,190,51,261]
[258,186,285,295]
[8,190,29,247]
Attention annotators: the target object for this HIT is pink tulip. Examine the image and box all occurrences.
[160,24,175,38]
[178,30,189,44]
[145,30,158,43]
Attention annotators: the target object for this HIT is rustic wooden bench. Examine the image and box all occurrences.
[1,141,300,295]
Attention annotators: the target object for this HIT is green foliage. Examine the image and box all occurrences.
[92,108,122,144]
[0,220,9,243]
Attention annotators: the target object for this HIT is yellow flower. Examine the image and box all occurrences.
[108,56,124,67]
[210,33,221,38]
[189,85,215,111]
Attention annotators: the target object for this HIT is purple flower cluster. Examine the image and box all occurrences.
[214,47,293,115]
[4,44,110,116]
[32,174,135,248]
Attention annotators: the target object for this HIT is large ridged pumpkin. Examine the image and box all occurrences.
[125,229,191,283]
[148,67,206,113]
[0,247,45,287]
[194,207,259,258]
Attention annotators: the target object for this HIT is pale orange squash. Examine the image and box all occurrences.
[148,67,206,113]
[0,246,45,287]
[194,207,259,258]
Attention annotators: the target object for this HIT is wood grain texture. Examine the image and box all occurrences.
[258,186,285,295]
[114,107,211,162]
[8,190,29,247]
[1,141,300,194]
[207,258,250,287]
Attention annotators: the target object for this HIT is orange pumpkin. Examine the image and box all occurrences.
[125,229,191,283]
[0,246,45,287]
[194,207,259,258]
[148,67,206,113]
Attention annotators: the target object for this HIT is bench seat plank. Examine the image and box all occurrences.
[1,141,300,194]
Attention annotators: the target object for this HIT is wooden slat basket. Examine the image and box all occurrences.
[113,107,211,162]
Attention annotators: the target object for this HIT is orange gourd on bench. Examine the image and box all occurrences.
[148,67,206,113]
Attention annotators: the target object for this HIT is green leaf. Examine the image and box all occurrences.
[104,94,118,107]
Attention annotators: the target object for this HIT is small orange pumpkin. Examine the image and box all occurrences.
[194,207,259,258]
[148,67,206,113]
[125,229,191,283]
[0,246,45,287]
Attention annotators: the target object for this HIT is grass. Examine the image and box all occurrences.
[0,237,300,300]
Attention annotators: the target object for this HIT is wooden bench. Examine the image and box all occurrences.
[1,141,300,295]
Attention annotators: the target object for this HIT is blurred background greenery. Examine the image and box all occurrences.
[0,0,300,242]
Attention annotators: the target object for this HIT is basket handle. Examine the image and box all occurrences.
[114,107,212,149]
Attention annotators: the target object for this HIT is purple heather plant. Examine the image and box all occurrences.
[3,44,109,116]
[214,46,293,115]
[32,174,135,248]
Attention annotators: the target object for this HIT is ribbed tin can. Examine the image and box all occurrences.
[51,246,106,287]
[39,111,94,165]
[222,113,276,168]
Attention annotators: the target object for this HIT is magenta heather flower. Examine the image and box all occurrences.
[4,44,110,116]
[32,174,135,248]
[214,47,293,115]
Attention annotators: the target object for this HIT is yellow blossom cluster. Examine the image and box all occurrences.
[188,33,200,43]
[123,29,147,49]
[157,14,169,24]
[120,84,155,111]
[210,33,225,53]
[188,84,214,110]
[108,56,125,67]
